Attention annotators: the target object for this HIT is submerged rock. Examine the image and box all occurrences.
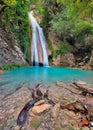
[77,81,87,85]
[51,103,60,119]
[34,100,45,106]
[32,103,52,114]
[0,69,3,74]
[31,117,42,129]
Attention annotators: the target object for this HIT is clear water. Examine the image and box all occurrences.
[0,66,93,92]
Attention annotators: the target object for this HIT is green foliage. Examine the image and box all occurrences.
[55,128,61,130]
[55,43,72,56]
[0,64,23,70]
[3,0,17,6]
[47,39,54,53]
[1,0,31,59]
[0,0,46,62]
[72,20,93,35]
[1,0,93,64]
[49,0,93,54]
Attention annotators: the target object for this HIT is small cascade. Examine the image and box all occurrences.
[28,12,49,66]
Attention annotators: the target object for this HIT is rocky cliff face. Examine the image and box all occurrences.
[0,37,26,66]
[48,32,93,70]
[88,50,93,68]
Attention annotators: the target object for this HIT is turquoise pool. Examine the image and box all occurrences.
[0,67,93,94]
[0,66,93,90]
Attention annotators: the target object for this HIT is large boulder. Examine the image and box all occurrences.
[0,37,26,66]
[60,53,75,67]
[51,53,75,67]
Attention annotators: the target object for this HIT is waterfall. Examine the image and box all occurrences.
[28,12,49,66]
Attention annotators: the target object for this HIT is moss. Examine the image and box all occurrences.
[47,39,53,51]
[31,117,41,129]
[55,128,61,130]
[0,119,3,126]
[0,64,23,70]
[68,126,75,130]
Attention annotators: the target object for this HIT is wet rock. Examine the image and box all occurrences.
[56,81,66,87]
[4,127,10,130]
[7,108,15,114]
[55,127,61,130]
[31,117,42,129]
[34,100,45,106]
[32,103,52,114]
[0,115,4,127]
[7,119,16,128]
[76,81,87,85]
[51,103,60,119]
[13,126,20,130]
[81,127,90,130]
[0,69,3,74]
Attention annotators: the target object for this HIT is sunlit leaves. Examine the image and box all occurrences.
[72,20,93,35]
[3,0,17,6]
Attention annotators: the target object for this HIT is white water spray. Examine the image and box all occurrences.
[28,12,49,66]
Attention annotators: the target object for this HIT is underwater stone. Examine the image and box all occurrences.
[32,103,52,114]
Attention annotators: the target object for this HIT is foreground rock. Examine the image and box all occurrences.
[32,103,52,114]
[0,82,93,130]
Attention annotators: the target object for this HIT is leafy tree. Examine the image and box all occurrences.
[0,0,31,61]
[50,0,93,54]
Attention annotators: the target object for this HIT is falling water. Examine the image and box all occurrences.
[28,12,49,66]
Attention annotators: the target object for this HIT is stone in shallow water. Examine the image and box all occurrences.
[0,69,3,74]
[13,126,20,130]
[31,117,42,129]
[51,103,60,119]
[32,104,52,114]
[56,81,65,86]
[77,81,87,85]
[34,100,45,106]
[7,119,16,128]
